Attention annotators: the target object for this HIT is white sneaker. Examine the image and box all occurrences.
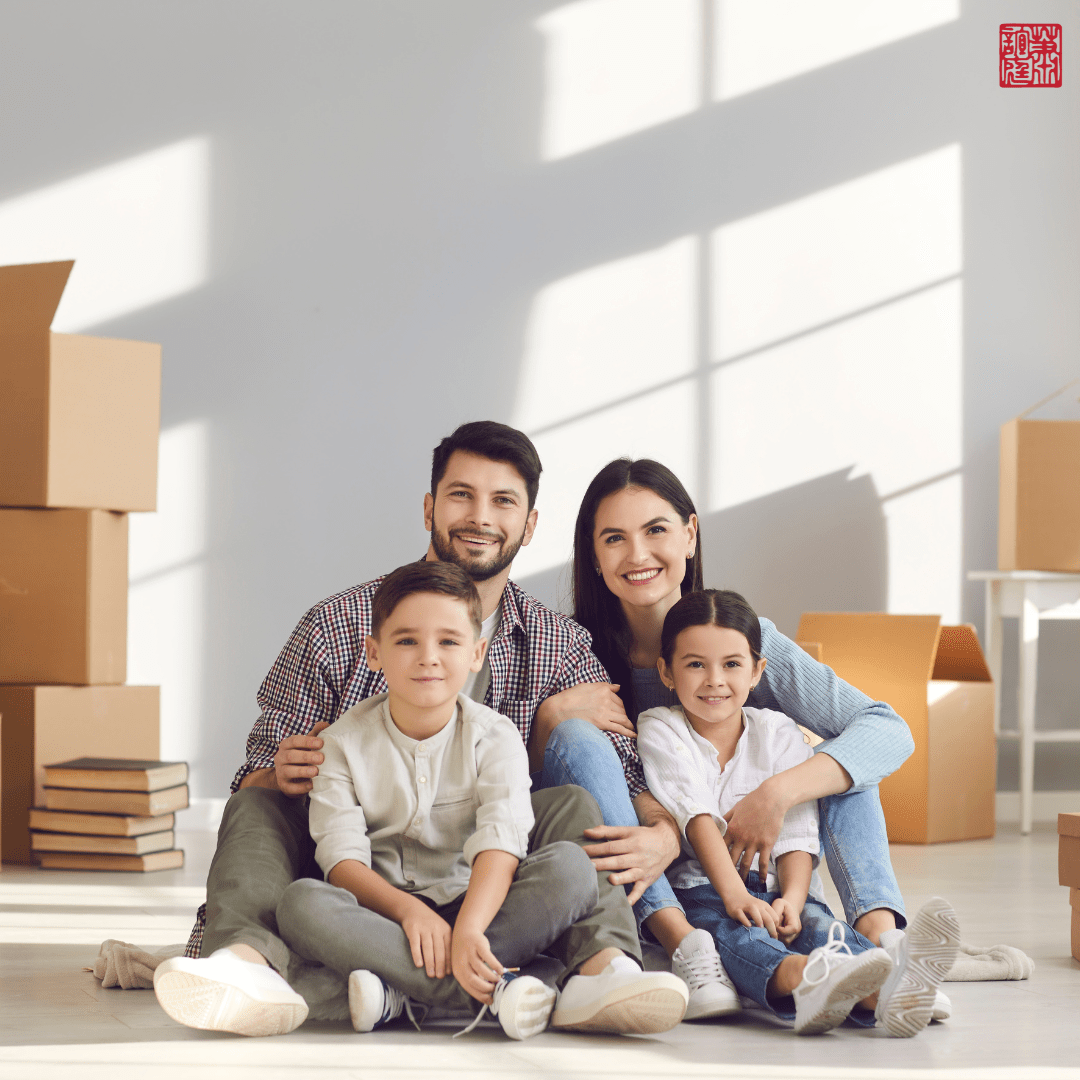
[349,969,422,1032]
[880,928,953,1022]
[792,923,893,1035]
[671,929,742,1020]
[153,948,308,1036]
[454,971,557,1041]
[875,897,959,1038]
[550,955,688,1035]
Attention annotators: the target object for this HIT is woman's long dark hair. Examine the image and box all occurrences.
[572,458,703,720]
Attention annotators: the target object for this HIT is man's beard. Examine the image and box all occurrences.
[429,522,526,582]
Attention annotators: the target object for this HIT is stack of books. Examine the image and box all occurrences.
[30,758,188,871]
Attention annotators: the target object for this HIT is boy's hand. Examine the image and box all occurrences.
[273,721,331,797]
[771,897,803,944]
[450,926,504,1004]
[723,891,779,938]
[400,902,453,979]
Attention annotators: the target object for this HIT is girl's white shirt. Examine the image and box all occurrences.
[638,705,825,899]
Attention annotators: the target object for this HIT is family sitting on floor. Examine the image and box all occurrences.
[151,421,959,1040]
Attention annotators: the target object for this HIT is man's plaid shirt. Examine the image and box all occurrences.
[185,574,647,956]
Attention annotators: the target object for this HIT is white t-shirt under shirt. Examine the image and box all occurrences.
[638,705,825,901]
[461,606,502,704]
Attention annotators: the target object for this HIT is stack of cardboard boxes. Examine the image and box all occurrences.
[0,260,166,866]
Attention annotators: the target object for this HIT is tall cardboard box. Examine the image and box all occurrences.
[999,381,1080,572]
[0,685,159,863]
[0,260,161,511]
[0,508,127,684]
[796,613,996,844]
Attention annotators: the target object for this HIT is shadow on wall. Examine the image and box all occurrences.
[516,466,887,640]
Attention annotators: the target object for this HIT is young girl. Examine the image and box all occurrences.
[637,589,959,1036]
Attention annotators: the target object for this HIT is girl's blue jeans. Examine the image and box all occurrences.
[531,718,906,932]
[677,872,878,1025]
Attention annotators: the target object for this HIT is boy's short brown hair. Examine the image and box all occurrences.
[371,562,483,638]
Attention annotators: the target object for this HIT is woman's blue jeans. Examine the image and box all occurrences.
[531,718,682,926]
[532,718,906,933]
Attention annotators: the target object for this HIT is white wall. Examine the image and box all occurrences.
[1,1,1076,796]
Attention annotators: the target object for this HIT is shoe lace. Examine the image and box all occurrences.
[801,921,855,987]
[679,948,735,992]
[453,971,517,1038]
[382,984,423,1032]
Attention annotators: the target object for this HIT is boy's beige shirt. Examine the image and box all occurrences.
[309,692,534,906]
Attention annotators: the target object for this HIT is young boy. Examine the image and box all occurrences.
[272,561,654,1039]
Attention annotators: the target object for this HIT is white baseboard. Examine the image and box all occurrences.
[996,790,1080,822]
[179,798,227,832]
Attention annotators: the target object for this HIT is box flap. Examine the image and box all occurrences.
[931,625,992,682]
[0,261,74,335]
[796,613,941,690]
[1060,812,1080,839]
[1016,378,1080,421]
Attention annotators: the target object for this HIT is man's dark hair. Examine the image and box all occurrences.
[430,421,543,510]
[371,561,483,638]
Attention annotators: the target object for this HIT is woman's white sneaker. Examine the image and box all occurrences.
[671,929,742,1019]
[153,948,308,1036]
[875,897,960,1038]
[793,923,893,1035]
[551,956,688,1034]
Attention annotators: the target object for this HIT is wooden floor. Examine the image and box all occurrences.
[0,824,1077,1080]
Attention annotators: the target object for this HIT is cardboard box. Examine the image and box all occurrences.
[0,684,159,863]
[1072,907,1079,963]
[999,381,1080,572]
[796,613,996,844]
[1061,813,1080,889]
[0,260,161,511]
[0,508,127,684]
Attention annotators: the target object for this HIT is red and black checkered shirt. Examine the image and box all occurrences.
[185,575,646,956]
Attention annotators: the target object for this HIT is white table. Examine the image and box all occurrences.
[968,570,1080,834]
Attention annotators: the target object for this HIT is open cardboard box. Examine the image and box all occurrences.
[0,684,159,863]
[0,508,127,684]
[796,613,995,844]
[999,380,1080,572]
[0,260,160,511]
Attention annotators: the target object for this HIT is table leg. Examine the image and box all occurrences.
[1018,595,1039,835]
[985,580,1003,738]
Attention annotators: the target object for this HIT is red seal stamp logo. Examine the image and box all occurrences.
[1000,24,1062,87]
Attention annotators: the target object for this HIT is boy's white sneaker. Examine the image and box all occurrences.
[452,971,556,1040]
[153,947,308,1036]
[550,955,688,1035]
[879,927,952,1022]
[670,929,742,1019]
[875,897,959,1038]
[349,969,418,1032]
[793,923,893,1036]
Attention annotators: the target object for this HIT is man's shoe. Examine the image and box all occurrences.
[349,969,420,1032]
[671,929,742,1020]
[793,923,893,1035]
[879,927,953,1022]
[875,897,959,1038]
[153,948,308,1036]
[550,956,688,1035]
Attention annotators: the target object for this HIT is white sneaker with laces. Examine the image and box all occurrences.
[454,971,556,1041]
[874,897,959,1038]
[671,929,742,1020]
[349,969,420,1032]
[550,955,688,1035]
[153,947,308,1036]
[792,923,893,1036]
[879,927,952,1022]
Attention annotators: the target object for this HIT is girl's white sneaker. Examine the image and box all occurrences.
[792,923,893,1035]
[671,929,742,1019]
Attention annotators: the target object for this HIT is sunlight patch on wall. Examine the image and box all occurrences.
[512,383,700,584]
[713,145,961,359]
[514,237,697,432]
[127,421,210,772]
[714,0,959,101]
[538,0,701,160]
[0,138,210,331]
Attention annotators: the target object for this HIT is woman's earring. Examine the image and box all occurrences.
[595,566,602,576]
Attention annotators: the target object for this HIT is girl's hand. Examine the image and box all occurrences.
[771,897,803,944]
[723,892,779,938]
[400,902,453,978]
[450,926,504,1004]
